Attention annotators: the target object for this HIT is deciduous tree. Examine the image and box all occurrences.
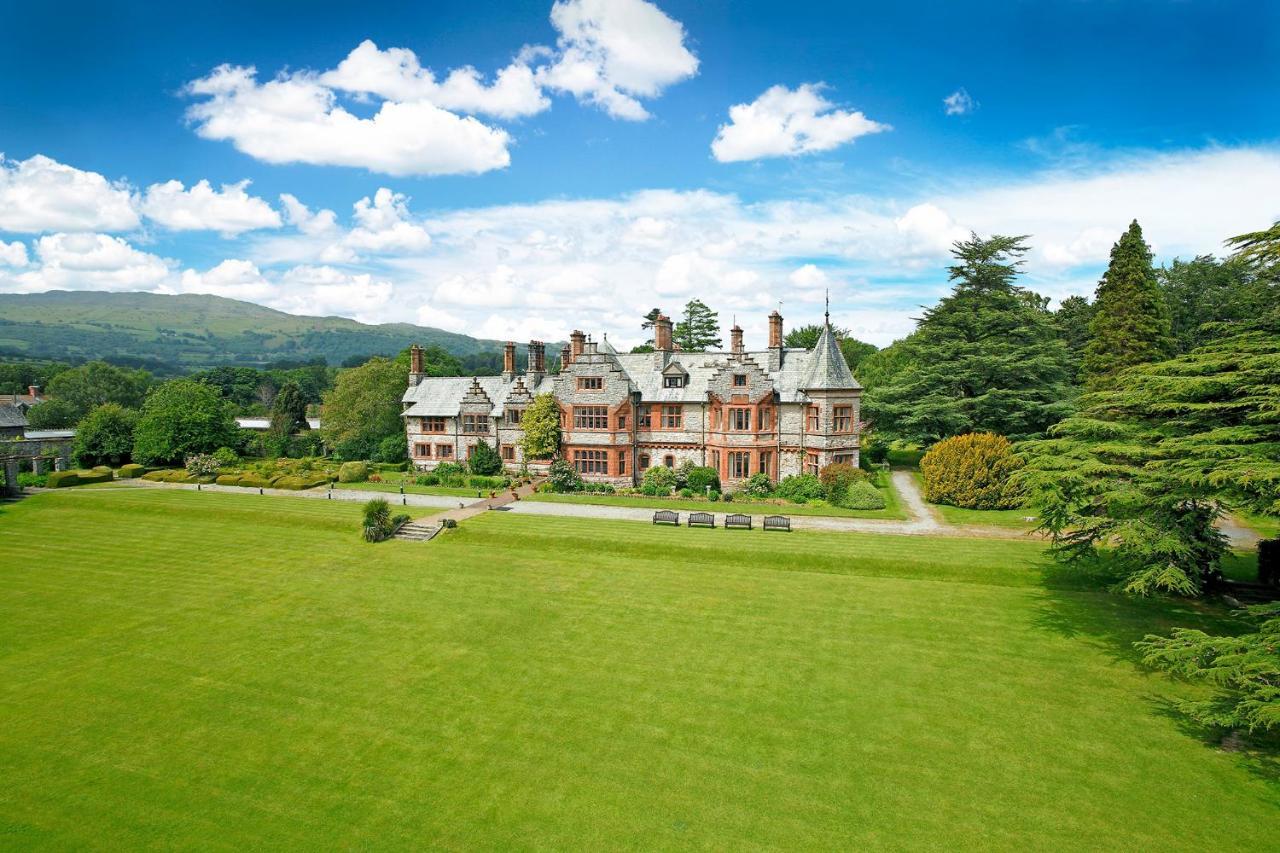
[72,403,137,467]
[47,361,151,418]
[519,393,561,460]
[132,380,239,466]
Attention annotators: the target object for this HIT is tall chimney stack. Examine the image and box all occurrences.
[560,344,572,372]
[767,310,784,370]
[408,343,425,386]
[502,341,516,381]
[730,324,743,355]
[526,340,545,385]
[569,330,586,363]
[654,314,672,352]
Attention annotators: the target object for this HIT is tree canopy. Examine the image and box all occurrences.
[862,234,1071,444]
[72,403,138,467]
[673,299,721,352]
[785,324,878,371]
[132,380,239,466]
[320,355,407,461]
[519,393,561,460]
[46,360,151,419]
[1082,220,1171,388]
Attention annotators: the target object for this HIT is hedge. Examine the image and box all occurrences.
[117,464,146,479]
[273,475,329,491]
[215,474,243,486]
[46,471,81,488]
[75,469,113,485]
[887,448,927,468]
[841,479,886,510]
[920,432,1025,510]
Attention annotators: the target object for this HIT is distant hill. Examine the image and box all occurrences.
[0,291,523,373]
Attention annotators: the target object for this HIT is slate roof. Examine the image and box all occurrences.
[402,375,556,417]
[0,404,29,429]
[401,324,860,415]
[802,322,860,390]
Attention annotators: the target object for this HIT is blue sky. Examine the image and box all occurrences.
[1,0,1278,346]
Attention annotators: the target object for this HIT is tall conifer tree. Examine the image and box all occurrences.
[863,234,1071,443]
[1082,220,1171,387]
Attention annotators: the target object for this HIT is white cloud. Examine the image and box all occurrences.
[175,259,274,301]
[788,263,829,290]
[279,193,339,236]
[274,265,394,320]
[0,240,28,267]
[320,39,549,119]
[184,65,513,176]
[0,154,139,233]
[538,0,699,120]
[141,179,281,236]
[17,233,171,292]
[943,88,976,116]
[711,84,890,163]
[895,203,968,255]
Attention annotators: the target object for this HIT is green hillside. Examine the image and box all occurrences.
[0,291,516,371]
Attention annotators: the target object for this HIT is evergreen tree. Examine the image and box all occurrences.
[673,299,721,351]
[270,382,309,437]
[467,439,503,476]
[1052,295,1093,381]
[862,234,1072,443]
[1082,220,1171,387]
[640,307,664,346]
[1159,255,1275,353]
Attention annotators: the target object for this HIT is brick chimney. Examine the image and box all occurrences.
[767,310,784,370]
[526,340,545,385]
[502,341,516,381]
[560,344,572,372]
[653,314,672,352]
[408,344,425,386]
[569,330,586,363]
[730,324,743,355]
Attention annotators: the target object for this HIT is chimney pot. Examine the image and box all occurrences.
[502,341,516,378]
[768,311,783,350]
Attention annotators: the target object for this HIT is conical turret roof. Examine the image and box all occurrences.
[801,322,859,390]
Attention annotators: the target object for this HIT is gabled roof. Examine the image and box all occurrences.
[0,404,28,429]
[402,375,555,417]
[801,323,860,390]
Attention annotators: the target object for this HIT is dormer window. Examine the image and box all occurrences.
[664,375,685,388]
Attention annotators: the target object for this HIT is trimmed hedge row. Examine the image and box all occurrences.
[47,468,115,488]
[117,464,146,479]
[213,472,329,490]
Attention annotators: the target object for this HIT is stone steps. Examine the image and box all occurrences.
[394,522,440,542]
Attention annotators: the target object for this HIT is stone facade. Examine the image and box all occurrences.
[401,313,862,487]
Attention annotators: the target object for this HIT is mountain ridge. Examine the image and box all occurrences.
[0,291,521,372]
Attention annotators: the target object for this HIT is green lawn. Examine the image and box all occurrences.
[337,479,486,498]
[1,489,1276,849]
[526,476,907,520]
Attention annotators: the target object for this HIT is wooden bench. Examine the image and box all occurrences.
[653,510,680,526]
[724,513,752,530]
[763,515,791,532]
[688,511,715,528]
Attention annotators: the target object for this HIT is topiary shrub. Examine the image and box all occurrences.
[236,473,276,489]
[338,461,370,483]
[547,459,584,493]
[920,432,1025,510]
[679,487,693,498]
[777,474,824,502]
[684,465,720,494]
[47,470,81,488]
[642,465,677,495]
[841,479,886,510]
[212,447,240,467]
[415,474,440,486]
[274,475,329,490]
[74,468,113,485]
[117,463,145,479]
[215,474,243,486]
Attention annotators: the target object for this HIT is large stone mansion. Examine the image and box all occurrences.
[401,311,861,486]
